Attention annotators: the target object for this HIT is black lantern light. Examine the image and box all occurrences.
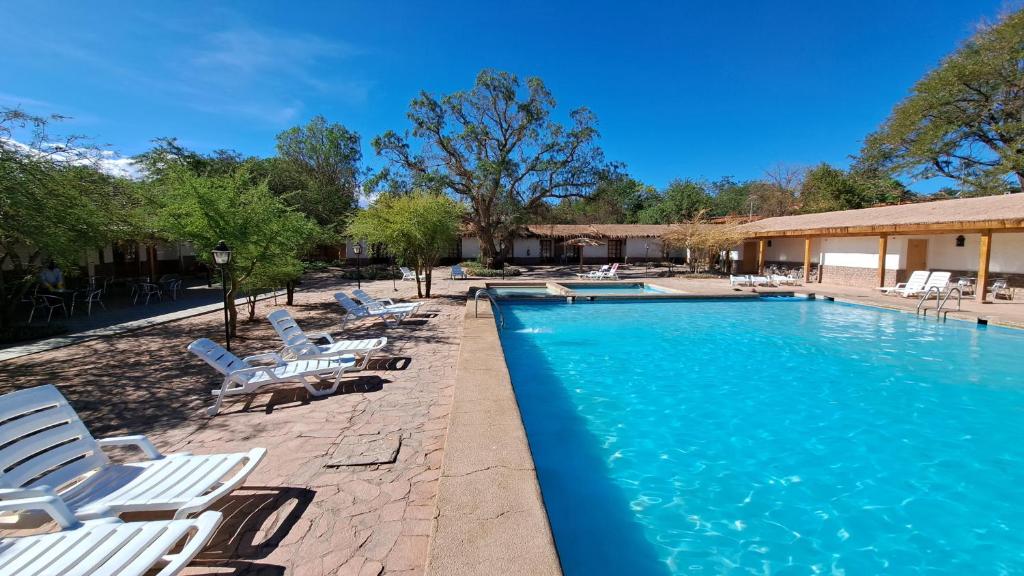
[212,240,233,350]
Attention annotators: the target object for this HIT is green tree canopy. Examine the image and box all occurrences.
[150,165,318,331]
[373,69,606,265]
[275,116,363,235]
[859,9,1024,193]
[0,109,141,328]
[346,191,465,298]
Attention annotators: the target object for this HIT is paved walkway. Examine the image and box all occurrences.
[0,273,464,576]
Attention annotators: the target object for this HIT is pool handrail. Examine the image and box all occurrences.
[474,288,505,329]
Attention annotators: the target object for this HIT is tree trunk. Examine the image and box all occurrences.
[226,273,238,337]
[286,281,295,305]
[414,265,423,298]
[424,268,432,297]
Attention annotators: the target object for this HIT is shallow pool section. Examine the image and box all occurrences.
[487,286,553,297]
[559,282,671,295]
[498,298,1024,575]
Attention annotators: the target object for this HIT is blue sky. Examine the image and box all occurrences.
[0,1,1010,191]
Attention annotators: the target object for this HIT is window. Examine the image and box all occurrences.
[955,235,966,247]
[540,239,553,260]
[448,241,461,259]
[607,239,623,261]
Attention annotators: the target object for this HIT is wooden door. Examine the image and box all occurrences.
[540,239,553,262]
[906,239,928,274]
[607,240,624,262]
[741,241,759,273]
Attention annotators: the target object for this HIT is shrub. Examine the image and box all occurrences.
[461,261,522,277]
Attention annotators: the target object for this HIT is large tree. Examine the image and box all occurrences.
[275,116,363,234]
[859,9,1024,193]
[373,69,606,266]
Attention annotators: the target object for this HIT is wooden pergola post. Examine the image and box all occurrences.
[803,238,812,284]
[757,239,767,274]
[877,235,888,288]
[977,230,992,302]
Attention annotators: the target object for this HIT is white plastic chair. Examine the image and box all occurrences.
[267,309,387,370]
[400,267,417,281]
[334,292,410,328]
[188,338,357,416]
[0,385,265,519]
[900,271,951,298]
[353,289,421,315]
[729,274,752,286]
[878,270,929,296]
[576,265,609,279]
[0,496,221,576]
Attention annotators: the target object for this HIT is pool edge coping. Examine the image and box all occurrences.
[425,295,562,576]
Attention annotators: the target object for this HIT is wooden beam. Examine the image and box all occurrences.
[877,235,888,288]
[803,238,812,284]
[977,230,992,302]
[743,220,1024,240]
[757,239,767,274]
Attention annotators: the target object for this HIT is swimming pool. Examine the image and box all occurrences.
[497,298,1024,575]
[559,282,672,295]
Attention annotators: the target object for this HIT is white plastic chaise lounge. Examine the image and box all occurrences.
[0,497,221,576]
[400,267,417,281]
[576,265,609,279]
[189,338,357,416]
[597,263,620,279]
[267,309,387,370]
[900,271,952,298]
[334,292,411,328]
[0,384,265,519]
[877,270,929,296]
[353,289,421,315]
[769,274,801,286]
[729,274,753,286]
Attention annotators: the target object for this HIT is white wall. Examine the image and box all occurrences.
[513,238,540,259]
[819,237,900,270]
[461,237,480,259]
[625,238,661,259]
[992,232,1024,273]
[581,244,605,259]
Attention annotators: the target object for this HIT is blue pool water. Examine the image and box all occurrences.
[561,282,671,295]
[498,298,1024,575]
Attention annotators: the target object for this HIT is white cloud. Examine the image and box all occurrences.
[1,137,143,180]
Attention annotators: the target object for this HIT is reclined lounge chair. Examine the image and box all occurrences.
[877,270,929,296]
[353,289,421,315]
[0,498,221,576]
[267,309,387,370]
[0,384,265,518]
[189,338,356,415]
[335,292,412,328]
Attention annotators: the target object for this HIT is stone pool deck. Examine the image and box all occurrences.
[1,266,1020,576]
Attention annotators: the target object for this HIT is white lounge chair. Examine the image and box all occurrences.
[0,384,265,518]
[188,338,356,416]
[353,289,421,315]
[598,263,620,279]
[267,309,387,370]
[750,275,772,286]
[334,292,411,328]
[0,497,221,576]
[902,271,951,298]
[451,264,468,279]
[769,274,801,286]
[576,265,609,279]
[878,270,929,296]
[729,274,752,286]
[400,267,417,281]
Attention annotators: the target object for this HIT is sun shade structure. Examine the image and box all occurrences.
[734,194,1024,300]
[562,236,604,272]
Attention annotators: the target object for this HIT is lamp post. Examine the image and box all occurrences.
[211,240,233,351]
[353,242,362,289]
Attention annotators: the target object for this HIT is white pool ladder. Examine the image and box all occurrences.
[917,286,962,321]
[474,289,505,329]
